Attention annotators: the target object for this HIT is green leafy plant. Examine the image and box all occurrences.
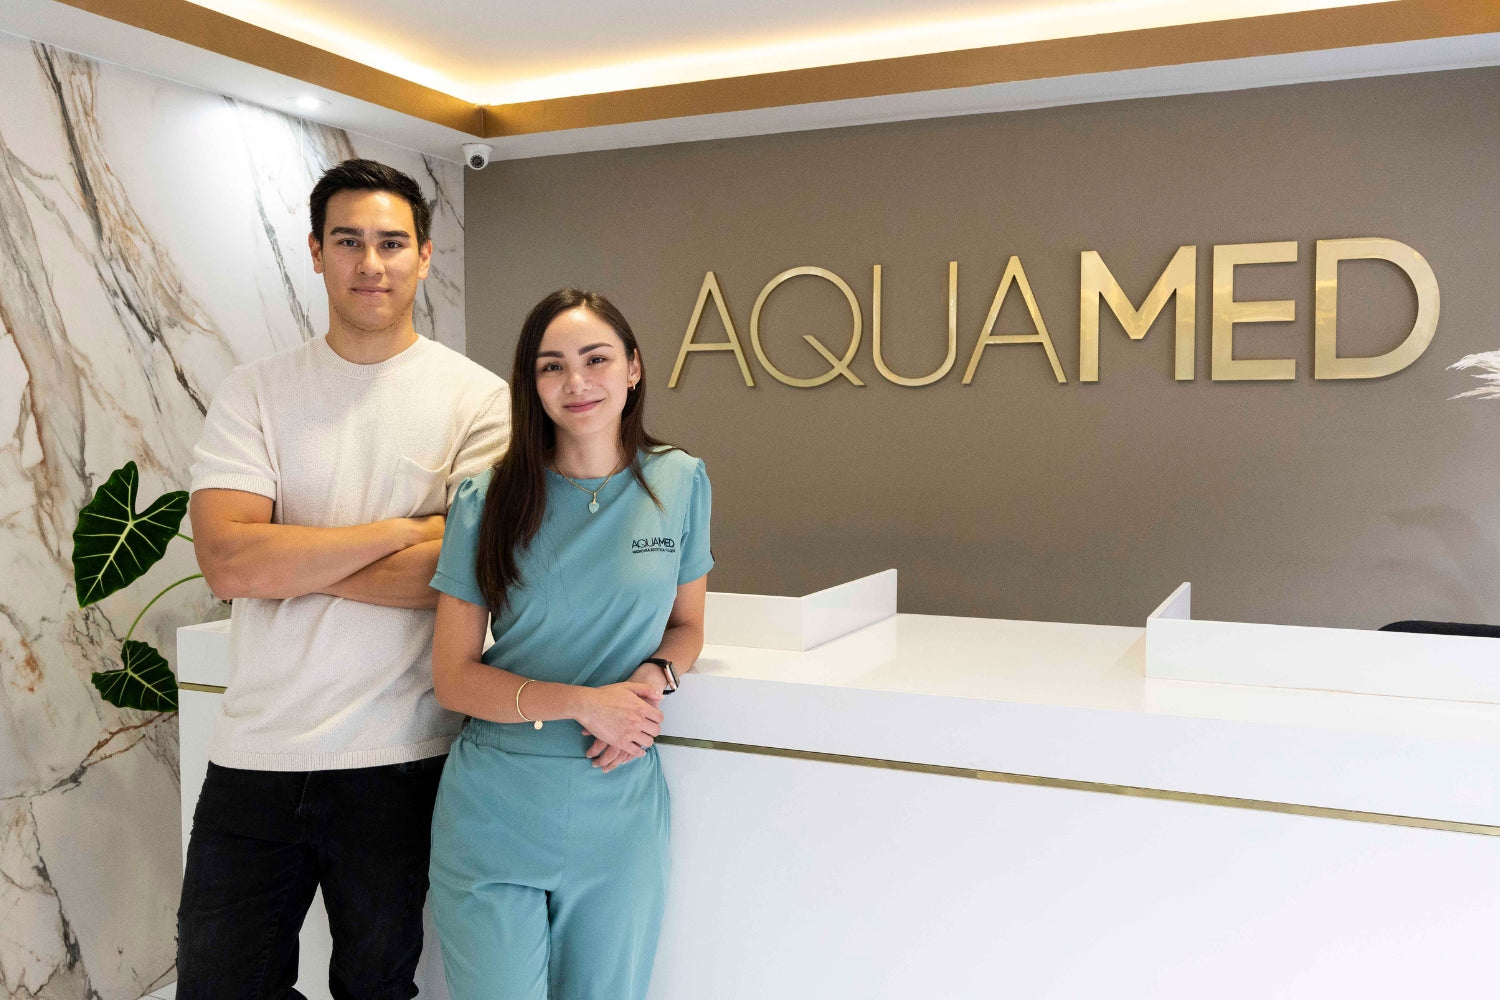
[72,461,200,712]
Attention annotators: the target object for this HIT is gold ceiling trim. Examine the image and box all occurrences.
[52,0,484,133]
[657,736,1500,838]
[480,0,1500,137]
[50,1,1500,146]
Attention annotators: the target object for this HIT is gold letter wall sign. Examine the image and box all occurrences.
[1313,238,1439,380]
[871,263,958,386]
[962,256,1067,384]
[669,271,755,388]
[1211,241,1299,381]
[670,239,1438,389]
[750,267,865,387]
[1079,246,1196,381]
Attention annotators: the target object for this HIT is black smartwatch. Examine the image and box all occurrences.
[642,657,678,694]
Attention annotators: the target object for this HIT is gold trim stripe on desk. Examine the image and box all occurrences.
[172,686,1498,838]
[656,736,1500,839]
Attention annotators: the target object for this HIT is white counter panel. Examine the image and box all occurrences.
[1148,581,1500,704]
[181,604,1500,999]
[176,679,448,1000]
[652,744,1500,1000]
[664,615,1500,827]
[177,689,218,867]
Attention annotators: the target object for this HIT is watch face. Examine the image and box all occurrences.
[655,659,678,691]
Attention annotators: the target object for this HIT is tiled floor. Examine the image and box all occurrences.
[142,984,175,1000]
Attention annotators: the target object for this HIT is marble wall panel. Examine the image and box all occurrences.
[0,35,465,1000]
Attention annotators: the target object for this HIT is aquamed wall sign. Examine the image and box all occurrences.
[666,238,1439,388]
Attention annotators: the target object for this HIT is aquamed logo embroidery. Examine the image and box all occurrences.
[632,537,677,555]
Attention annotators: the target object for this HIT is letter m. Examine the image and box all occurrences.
[1079,245,1196,382]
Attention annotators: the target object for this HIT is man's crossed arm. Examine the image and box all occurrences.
[190,489,446,609]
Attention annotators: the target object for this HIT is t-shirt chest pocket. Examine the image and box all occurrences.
[387,456,447,518]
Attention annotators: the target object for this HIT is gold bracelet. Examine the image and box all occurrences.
[515,679,543,730]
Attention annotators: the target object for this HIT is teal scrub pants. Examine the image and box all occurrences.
[429,732,670,1000]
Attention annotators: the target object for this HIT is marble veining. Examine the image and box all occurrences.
[0,36,465,1000]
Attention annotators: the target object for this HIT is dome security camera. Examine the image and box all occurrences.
[462,143,494,170]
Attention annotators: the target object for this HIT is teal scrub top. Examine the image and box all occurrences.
[431,447,713,755]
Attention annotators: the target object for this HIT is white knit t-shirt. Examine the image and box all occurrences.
[190,334,510,771]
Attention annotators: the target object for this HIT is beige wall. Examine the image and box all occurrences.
[466,67,1500,629]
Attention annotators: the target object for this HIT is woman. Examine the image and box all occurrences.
[426,288,711,1000]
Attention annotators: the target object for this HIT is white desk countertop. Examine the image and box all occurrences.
[667,614,1500,827]
[180,612,1500,827]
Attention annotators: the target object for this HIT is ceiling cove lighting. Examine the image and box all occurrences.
[480,0,1389,103]
[191,0,476,98]
[191,0,1390,106]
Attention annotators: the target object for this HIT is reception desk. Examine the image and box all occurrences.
[179,579,1500,999]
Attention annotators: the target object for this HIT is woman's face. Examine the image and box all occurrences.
[534,306,642,443]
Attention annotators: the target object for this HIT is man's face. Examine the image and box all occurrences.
[309,189,431,335]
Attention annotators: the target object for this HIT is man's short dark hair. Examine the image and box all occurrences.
[309,159,432,246]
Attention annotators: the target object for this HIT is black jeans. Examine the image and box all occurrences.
[177,756,446,1000]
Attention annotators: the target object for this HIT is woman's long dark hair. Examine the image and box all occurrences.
[475,289,672,613]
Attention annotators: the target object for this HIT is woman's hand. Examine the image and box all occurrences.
[627,661,670,696]
[584,664,672,769]
[576,683,663,772]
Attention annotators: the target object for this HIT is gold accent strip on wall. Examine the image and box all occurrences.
[481,0,1500,137]
[179,682,226,694]
[51,0,485,134]
[657,736,1500,838]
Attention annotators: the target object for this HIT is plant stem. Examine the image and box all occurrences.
[125,574,205,643]
[177,532,194,543]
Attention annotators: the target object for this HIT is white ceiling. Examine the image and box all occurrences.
[186,0,1382,103]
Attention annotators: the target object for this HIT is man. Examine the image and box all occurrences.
[179,159,509,999]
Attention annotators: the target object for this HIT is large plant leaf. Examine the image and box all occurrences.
[92,639,178,712]
[72,462,189,607]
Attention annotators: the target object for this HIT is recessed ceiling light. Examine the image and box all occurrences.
[294,95,327,111]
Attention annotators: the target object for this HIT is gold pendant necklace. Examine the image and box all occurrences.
[555,462,623,514]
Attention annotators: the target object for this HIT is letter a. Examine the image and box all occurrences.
[669,271,755,388]
[962,256,1066,384]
